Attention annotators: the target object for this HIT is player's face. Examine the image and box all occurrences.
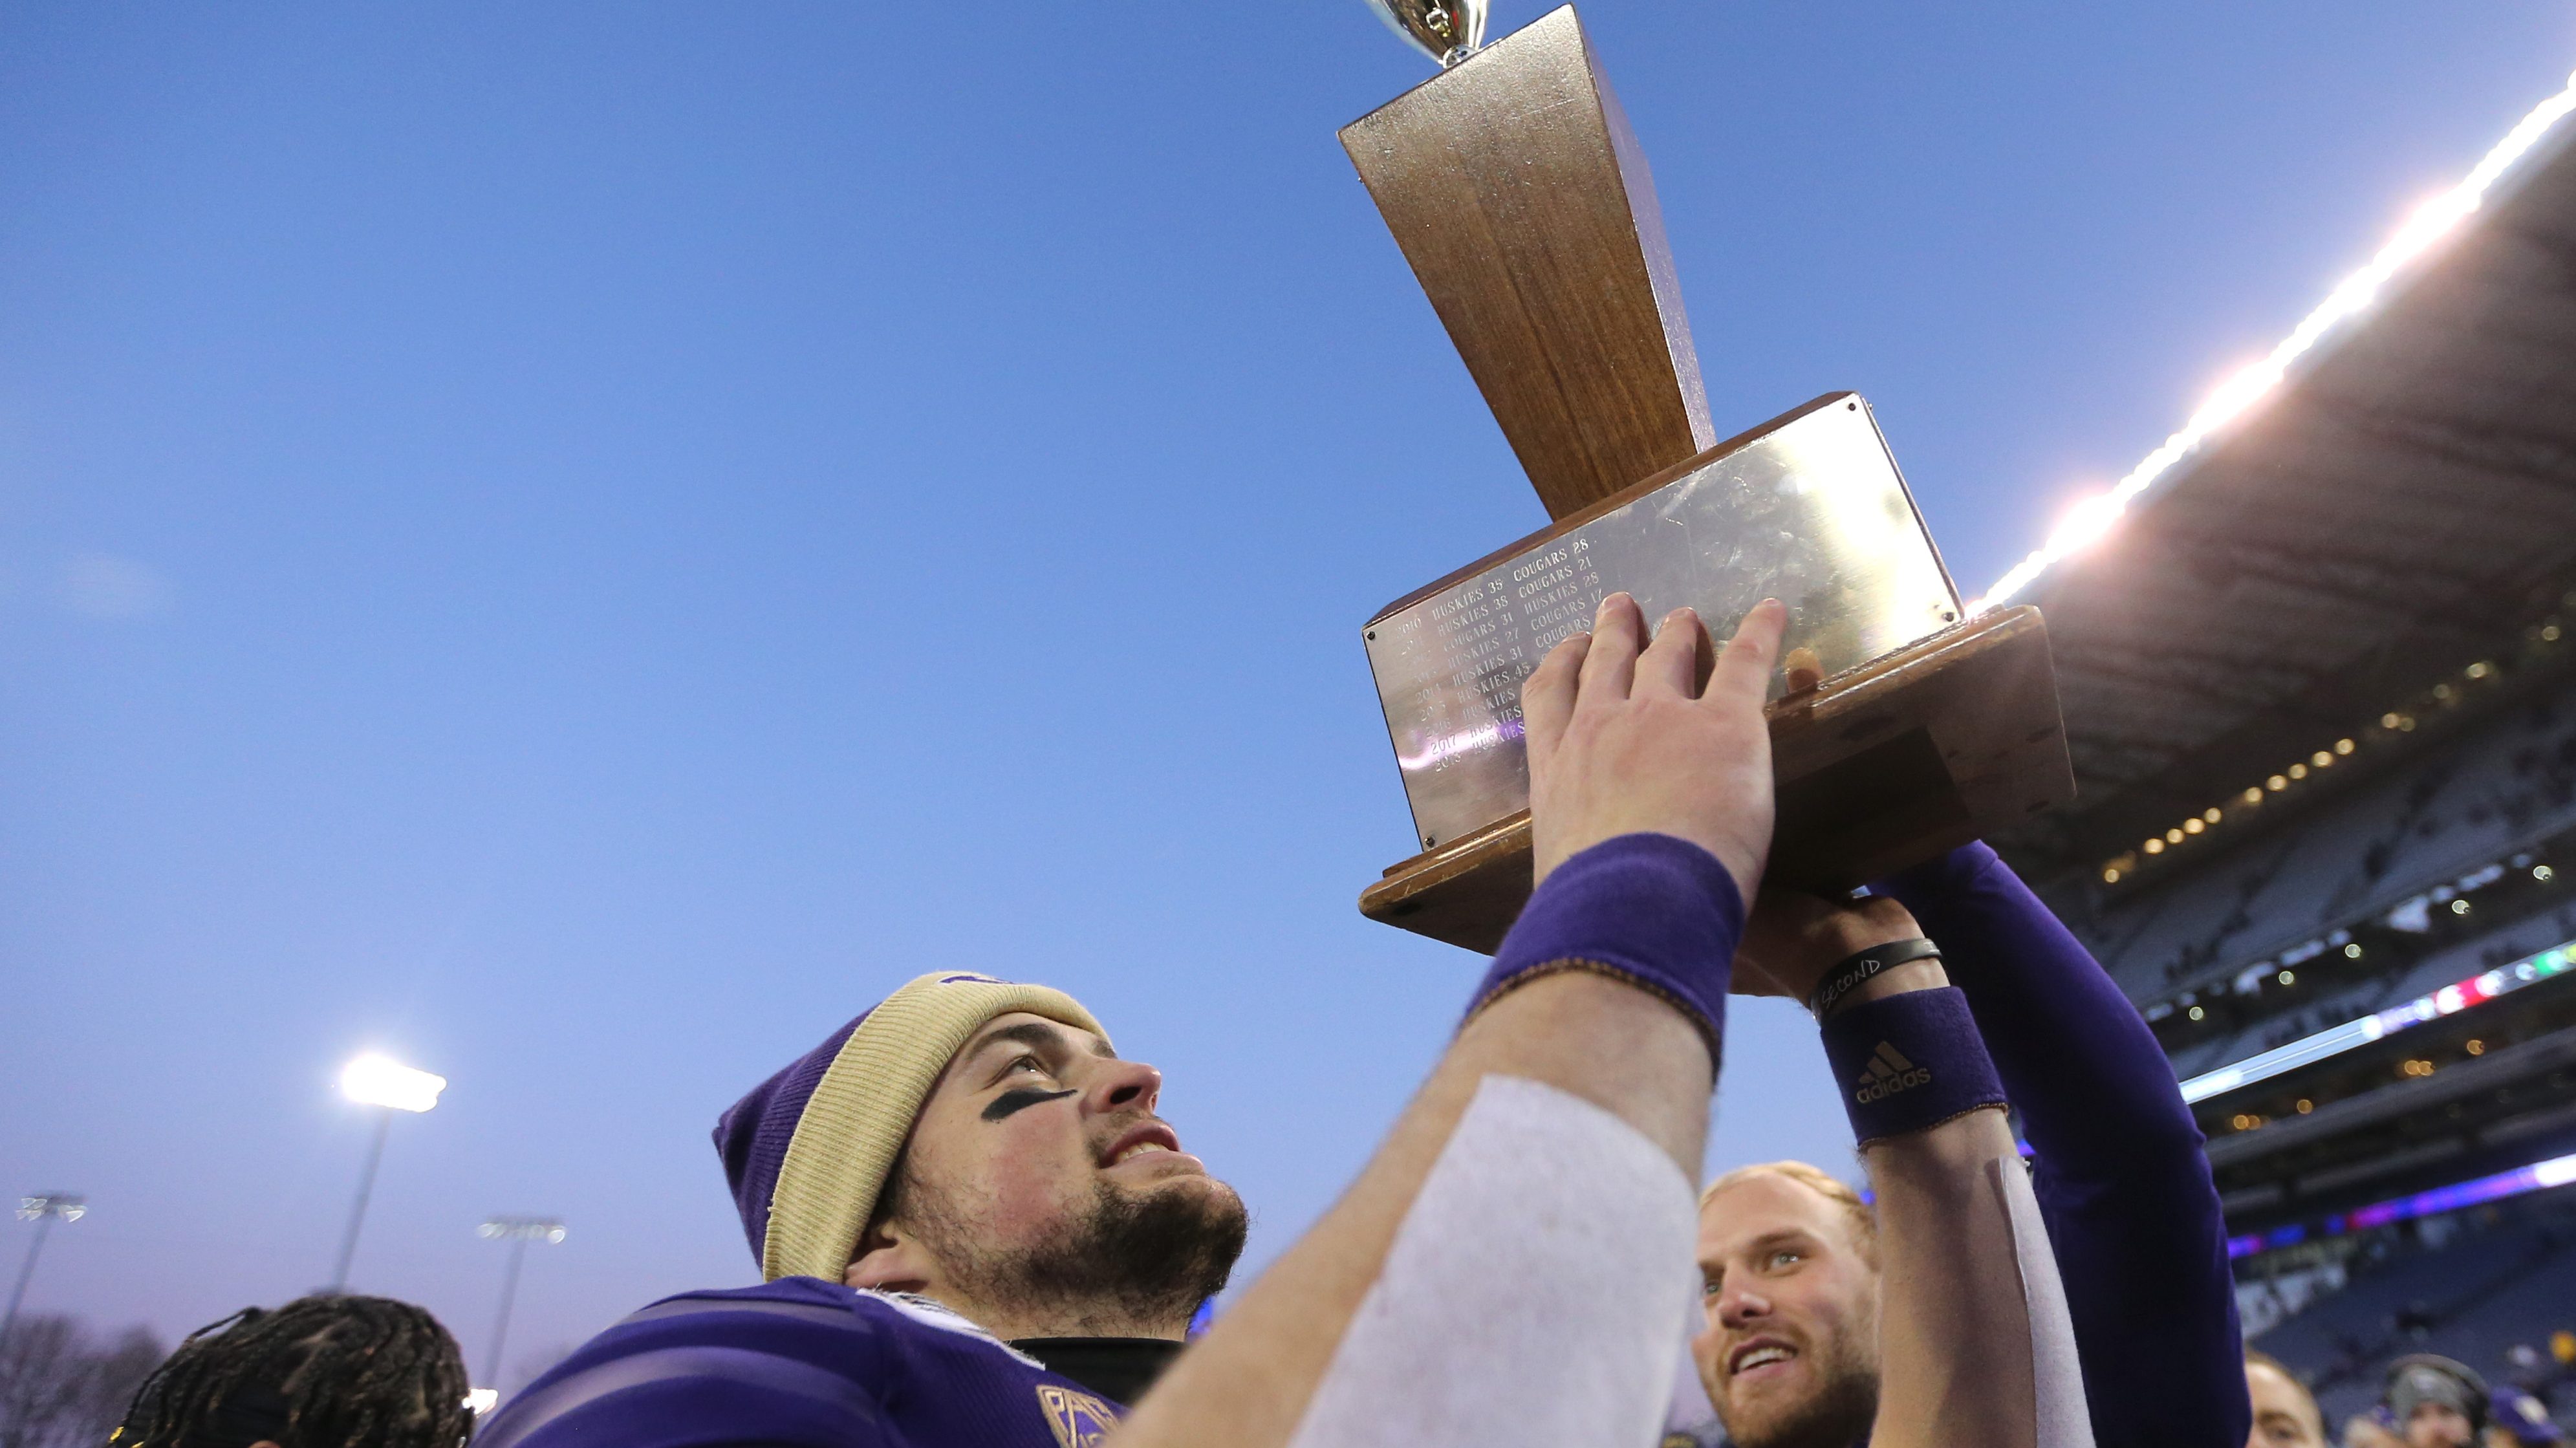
[2407,1402,2476,1448]
[1693,1175,1881,1448]
[901,1011,1233,1253]
[2246,1362,2326,1448]
[862,1010,1248,1339]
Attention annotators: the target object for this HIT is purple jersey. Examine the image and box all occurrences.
[475,1277,1128,1448]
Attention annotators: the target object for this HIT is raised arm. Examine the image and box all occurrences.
[1119,593,1779,1448]
[1876,844,2246,1448]
[1738,897,2094,1448]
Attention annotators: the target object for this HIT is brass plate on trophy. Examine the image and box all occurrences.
[1363,393,1961,851]
[1359,605,2074,954]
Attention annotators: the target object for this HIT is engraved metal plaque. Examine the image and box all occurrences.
[1363,394,1961,849]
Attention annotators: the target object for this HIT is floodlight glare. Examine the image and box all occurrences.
[464,1389,500,1415]
[341,1054,447,1113]
[327,1058,444,1289]
[1975,67,2576,613]
[477,1216,566,1243]
[4,1193,88,1337]
[476,1216,568,1388]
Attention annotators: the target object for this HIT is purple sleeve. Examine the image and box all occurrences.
[1467,832,1744,1062]
[475,1317,898,1448]
[1877,842,2248,1448]
[490,1368,893,1448]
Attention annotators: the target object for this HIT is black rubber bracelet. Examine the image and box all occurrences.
[1808,937,1943,1019]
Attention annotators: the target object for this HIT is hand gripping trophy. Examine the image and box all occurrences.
[1342,4,2074,952]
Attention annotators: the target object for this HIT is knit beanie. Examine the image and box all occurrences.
[713,971,1108,1282]
[2387,1354,2489,1433]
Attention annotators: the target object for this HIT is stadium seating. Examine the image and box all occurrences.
[2080,675,2576,1019]
[2252,1198,2576,1429]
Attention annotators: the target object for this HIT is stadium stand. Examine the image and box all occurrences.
[2240,1196,2576,1427]
[2093,671,2576,1006]
[1972,67,2576,1438]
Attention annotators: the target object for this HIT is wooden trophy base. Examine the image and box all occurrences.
[1357,605,2074,954]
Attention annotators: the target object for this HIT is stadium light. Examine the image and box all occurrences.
[328,1054,445,1291]
[2229,1147,2576,1260]
[1974,67,2576,614]
[341,1054,448,1113]
[477,1217,567,1393]
[2100,634,2528,885]
[3,1194,87,1340]
[2180,932,2576,1103]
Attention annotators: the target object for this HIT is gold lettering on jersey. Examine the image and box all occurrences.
[1037,1385,1121,1447]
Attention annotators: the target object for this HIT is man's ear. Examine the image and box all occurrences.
[845,1218,936,1295]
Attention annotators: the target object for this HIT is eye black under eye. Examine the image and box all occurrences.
[983,1086,1076,1122]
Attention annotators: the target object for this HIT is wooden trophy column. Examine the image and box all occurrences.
[1342,5,1711,518]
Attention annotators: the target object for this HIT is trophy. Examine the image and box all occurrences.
[1346,5,2075,953]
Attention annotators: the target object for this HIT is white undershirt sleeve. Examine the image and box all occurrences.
[1992,1157,2095,1448]
[1284,1074,1700,1448]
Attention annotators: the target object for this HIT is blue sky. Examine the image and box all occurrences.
[4,0,2571,1385]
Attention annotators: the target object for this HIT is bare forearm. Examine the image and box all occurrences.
[1880,843,2239,1448]
[1115,973,1709,1447]
[1808,962,2088,1448]
[1867,1105,2039,1448]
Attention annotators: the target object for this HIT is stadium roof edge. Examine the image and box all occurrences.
[1973,69,2576,616]
[1987,72,2576,885]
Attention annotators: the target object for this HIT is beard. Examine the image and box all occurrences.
[904,1172,1249,1337]
[1711,1326,1879,1448]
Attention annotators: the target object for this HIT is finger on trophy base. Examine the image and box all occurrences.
[1358,606,2073,955]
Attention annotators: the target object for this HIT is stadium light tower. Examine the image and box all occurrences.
[475,1216,565,1391]
[328,1054,446,1291]
[3,1193,87,1340]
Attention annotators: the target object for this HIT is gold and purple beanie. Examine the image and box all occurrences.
[713,971,1107,1282]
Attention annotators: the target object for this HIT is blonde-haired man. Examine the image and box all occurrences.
[1691,849,2247,1448]
[1692,1163,1883,1448]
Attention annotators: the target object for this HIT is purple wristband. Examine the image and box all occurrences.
[1818,986,2007,1145]
[1464,832,1744,1060]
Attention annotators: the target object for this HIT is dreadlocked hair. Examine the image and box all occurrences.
[108,1293,472,1448]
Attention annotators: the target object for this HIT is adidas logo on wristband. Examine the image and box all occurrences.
[1853,1042,1932,1103]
